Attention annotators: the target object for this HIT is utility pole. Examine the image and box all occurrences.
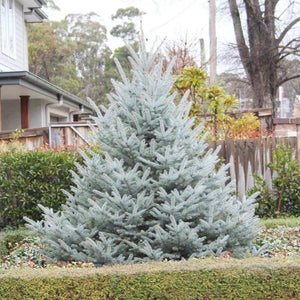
[209,0,217,85]
[200,38,206,70]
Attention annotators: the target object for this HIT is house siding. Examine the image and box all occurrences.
[29,98,43,128]
[2,98,48,131]
[2,99,21,130]
[0,0,28,71]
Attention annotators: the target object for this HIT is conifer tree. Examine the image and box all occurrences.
[25,42,260,265]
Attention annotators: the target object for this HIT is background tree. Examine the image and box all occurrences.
[279,59,300,102]
[110,6,141,41]
[217,72,253,108]
[28,13,111,106]
[104,7,141,94]
[28,22,81,95]
[228,0,300,114]
[175,67,260,140]
[162,36,198,75]
[64,13,112,105]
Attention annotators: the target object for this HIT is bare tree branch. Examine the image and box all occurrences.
[228,0,250,75]
[278,74,300,87]
[276,17,300,45]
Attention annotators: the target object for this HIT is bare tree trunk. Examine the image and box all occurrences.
[227,0,286,113]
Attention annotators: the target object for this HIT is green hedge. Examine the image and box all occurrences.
[0,268,299,299]
[0,149,79,228]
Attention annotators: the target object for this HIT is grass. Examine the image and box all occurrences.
[260,216,300,228]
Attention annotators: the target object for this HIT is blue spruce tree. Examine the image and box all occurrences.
[25,42,260,265]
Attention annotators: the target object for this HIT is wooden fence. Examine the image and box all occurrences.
[208,137,297,197]
[0,124,297,197]
[49,123,95,147]
[0,127,48,150]
[0,123,94,149]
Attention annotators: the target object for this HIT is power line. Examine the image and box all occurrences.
[147,0,198,33]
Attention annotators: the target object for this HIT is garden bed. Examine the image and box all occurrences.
[0,218,299,299]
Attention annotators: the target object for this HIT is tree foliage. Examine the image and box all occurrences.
[25,43,260,265]
[174,67,260,140]
[27,22,81,95]
[64,13,112,105]
[110,6,141,41]
[27,13,111,106]
[104,7,141,93]
[162,37,198,75]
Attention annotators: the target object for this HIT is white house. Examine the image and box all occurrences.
[0,0,93,132]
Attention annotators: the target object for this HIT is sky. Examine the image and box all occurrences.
[47,0,235,68]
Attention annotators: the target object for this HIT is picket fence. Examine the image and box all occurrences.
[208,137,297,197]
[0,125,297,197]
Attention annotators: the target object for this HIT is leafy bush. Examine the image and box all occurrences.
[174,67,261,140]
[0,149,80,228]
[250,174,276,217]
[248,143,300,217]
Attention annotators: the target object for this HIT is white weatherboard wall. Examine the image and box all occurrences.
[0,0,28,71]
[2,98,47,131]
[29,99,43,128]
[2,98,77,131]
[2,99,21,131]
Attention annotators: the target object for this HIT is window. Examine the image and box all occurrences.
[1,0,15,57]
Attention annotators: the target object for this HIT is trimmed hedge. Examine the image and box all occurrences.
[0,268,299,299]
[0,149,79,228]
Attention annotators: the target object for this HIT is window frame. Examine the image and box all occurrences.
[1,0,16,58]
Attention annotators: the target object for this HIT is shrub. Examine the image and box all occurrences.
[25,42,259,265]
[248,143,300,218]
[0,149,79,228]
[0,267,299,299]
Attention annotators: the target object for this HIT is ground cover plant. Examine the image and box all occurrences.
[2,217,298,269]
[24,42,260,265]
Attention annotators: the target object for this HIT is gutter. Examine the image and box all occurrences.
[46,94,63,147]
[0,71,93,110]
[45,94,63,126]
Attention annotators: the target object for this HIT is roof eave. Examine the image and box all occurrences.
[24,8,48,23]
[0,71,93,111]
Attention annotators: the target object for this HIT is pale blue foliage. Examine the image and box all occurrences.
[24,41,260,265]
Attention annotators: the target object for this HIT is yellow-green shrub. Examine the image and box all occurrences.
[0,268,299,299]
